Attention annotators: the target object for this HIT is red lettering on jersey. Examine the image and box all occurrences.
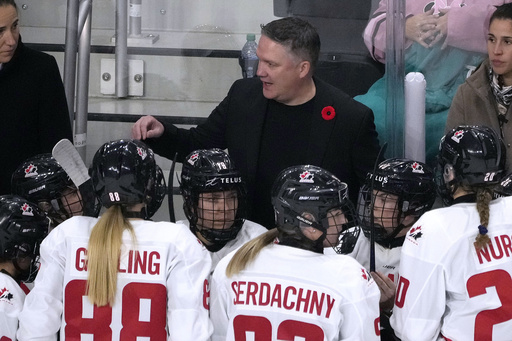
[325,295,335,318]
[395,276,410,308]
[118,250,161,275]
[246,282,258,305]
[232,281,245,305]
[230,281,336,318]
[0,337,13,341]
[271,284,282,308]
[374,317,381,336]
[203,279,210,310]
[296,288,310,313]
[259,282,271,306]
[283,286,297,310]
[476,234,512,264]
[75,247,87,271]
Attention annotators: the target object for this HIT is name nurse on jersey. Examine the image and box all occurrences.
[231,281,336,318]
[474,232,512,266]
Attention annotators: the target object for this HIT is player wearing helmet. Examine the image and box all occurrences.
[11,153,86,227]
[209,165,380,341]
[391,126,512,340]
[0,195,49,341]
[17,139,212,341]
[332,158,436,340]
[493,172,512,198]
[178,149,266,271]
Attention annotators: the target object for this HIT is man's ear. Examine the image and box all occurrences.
[299,60,311,78]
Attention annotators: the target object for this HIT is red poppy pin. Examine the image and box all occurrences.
[321,106,335,120]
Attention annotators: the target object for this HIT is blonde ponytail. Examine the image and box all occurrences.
[226,228,278,277]
[86,206,136,306]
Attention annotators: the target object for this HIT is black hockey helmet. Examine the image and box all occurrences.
[0,195,49,282]
[271,165,356,253]
[180,149,246,250]
[438,126,505,204]
[90,139,166,219]
[493,172,512,199]
[358,158,436,246]
[11,153,85,225]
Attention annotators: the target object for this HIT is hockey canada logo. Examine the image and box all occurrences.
[361,268,372,283]
[451,130,465,143]
[0,287,14,303]
[407,226,423,244]
[299,171,314,183]
[136,147,147,160]
[187,153,199,165]
[20,203,34,217]
[410,162,424,174]
[24,163,38,178]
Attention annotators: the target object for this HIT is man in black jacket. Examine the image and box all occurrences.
[132,17,381,229]
[0,0,72,195]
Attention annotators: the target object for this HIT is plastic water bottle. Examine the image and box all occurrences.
[240,33,259,78]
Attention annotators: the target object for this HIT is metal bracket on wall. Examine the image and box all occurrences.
[100,58,144,96]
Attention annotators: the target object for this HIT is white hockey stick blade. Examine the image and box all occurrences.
[52,139,90,188]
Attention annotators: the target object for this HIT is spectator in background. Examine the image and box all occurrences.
[446,2,512,172]
[0,0,72,195]
[132,16,381,229]
[355,0,508,164]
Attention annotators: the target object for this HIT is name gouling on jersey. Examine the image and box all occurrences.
[231,281,336,318]
[75,247,161,275]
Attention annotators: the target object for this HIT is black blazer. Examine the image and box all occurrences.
[148,76,381,223]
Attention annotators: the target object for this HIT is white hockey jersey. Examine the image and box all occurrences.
[210,243,381,341]
[177,219,267,271]
[325,226,402,282]
[391,197,512,341]
[0,272,28,341]
[17,216,212,341]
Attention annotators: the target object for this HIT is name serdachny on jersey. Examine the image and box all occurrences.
[230,281,336,318]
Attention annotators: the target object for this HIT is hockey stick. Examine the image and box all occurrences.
[168,152,178,223]
[52,139,89,188]
[52,139,98,217]
[369,142,388,272]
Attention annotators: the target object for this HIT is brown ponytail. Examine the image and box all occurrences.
[474,187,492,251]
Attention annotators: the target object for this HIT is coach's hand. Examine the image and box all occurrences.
[132,115,164,140]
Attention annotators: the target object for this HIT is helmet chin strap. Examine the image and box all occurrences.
[376,223,406,248]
